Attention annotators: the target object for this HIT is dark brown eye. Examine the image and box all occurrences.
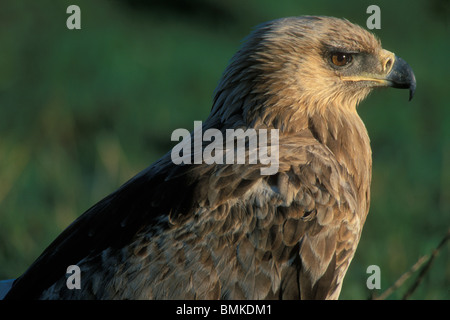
[331,52,352,66]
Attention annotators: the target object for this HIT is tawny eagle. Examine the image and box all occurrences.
[3,16,415,300]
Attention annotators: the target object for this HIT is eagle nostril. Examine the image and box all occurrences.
[384,57,393,73]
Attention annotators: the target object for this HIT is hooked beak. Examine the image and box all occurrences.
[385,56,416,101]
[341,54,417,101]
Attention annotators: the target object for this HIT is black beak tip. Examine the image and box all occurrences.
[387,56,416,102]
[409,85,415,102]
[408,73,417,102]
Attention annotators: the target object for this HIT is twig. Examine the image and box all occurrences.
[373,254,428,300]
[374,228,450,300]
[402,228,450,299]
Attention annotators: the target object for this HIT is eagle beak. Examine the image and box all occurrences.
[385,56,416,101]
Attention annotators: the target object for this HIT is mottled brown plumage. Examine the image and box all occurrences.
[5,16,415,300]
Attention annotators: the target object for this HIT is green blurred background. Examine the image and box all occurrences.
[0,0,448,299]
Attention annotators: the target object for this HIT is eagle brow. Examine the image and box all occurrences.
[321,42,360,54]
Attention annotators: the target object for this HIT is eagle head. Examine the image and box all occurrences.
[212,16,416,130]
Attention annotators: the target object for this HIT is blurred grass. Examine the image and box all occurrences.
[0,0,448,299]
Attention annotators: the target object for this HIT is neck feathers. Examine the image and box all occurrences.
[307,107,372,221]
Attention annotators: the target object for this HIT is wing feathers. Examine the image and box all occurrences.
[6,126,363,300]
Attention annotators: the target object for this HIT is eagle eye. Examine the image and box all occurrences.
[330,52,353,67]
